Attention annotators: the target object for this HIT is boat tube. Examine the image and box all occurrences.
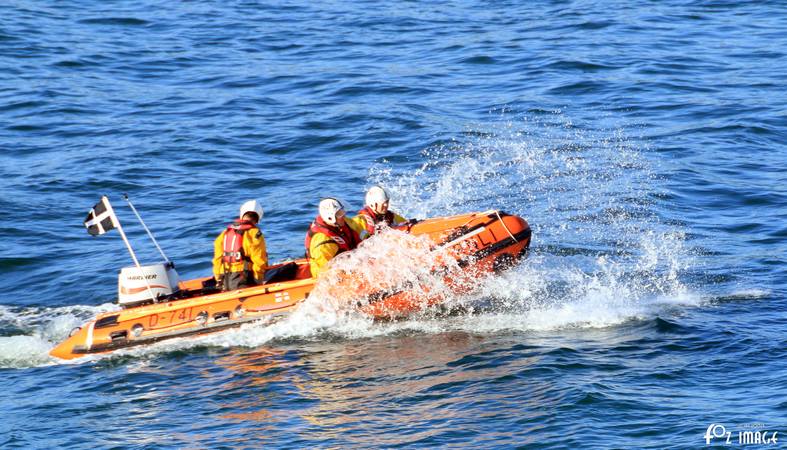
[50,211,531,360]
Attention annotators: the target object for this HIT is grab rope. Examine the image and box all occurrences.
[495,210,518,243]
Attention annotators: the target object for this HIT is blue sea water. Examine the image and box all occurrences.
[1,0,786,448]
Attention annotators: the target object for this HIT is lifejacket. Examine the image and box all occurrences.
[221,220,256,266]
[304,216,361,259]
[357,206,395,235]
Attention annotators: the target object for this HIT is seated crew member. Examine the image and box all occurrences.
[304,198,363,277]
[355,185,408,239]
[213,199,268,291]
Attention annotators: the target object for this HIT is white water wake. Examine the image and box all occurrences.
[0,303,118,368]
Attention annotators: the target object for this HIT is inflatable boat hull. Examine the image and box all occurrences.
[50,211,531,360]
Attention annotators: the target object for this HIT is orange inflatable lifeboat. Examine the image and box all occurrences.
[50,211,531,360]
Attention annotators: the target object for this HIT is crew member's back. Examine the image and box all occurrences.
[213,200,268,291]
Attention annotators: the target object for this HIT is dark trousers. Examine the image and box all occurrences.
[221,271,257,291]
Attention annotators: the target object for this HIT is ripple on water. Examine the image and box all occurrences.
[77,17,150,26]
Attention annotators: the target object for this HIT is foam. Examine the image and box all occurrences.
[0,335,56,368]
[0,303,118,368]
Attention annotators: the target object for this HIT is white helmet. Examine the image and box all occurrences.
[239,199,264,222]
[365,186,390,214]
[319,198,345,225]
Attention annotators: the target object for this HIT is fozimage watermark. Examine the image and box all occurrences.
[705,424,779,445]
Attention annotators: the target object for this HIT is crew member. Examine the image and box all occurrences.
[213,200,268,291]
[355,185,408,239]
[304,198,362,277]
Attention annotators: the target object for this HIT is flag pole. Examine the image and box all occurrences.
[122,194,171,265]
[103,196,142,268]
[102,196,158,302]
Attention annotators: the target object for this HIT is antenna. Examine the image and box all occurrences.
[122,194,172,266]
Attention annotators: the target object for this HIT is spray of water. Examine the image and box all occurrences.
[369,114,700,329]
[312,229,470,313]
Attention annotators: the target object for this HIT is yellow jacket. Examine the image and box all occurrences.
[308,217,365,278]
[213,225,268,281]
[354,209,407,240]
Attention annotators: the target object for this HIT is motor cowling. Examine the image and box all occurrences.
[118,263,179,306]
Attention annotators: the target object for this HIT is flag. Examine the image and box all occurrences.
[84,196,119,236]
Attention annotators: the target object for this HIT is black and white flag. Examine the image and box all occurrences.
[84,196,119,236]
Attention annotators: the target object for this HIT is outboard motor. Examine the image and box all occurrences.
[118,263,180,307]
